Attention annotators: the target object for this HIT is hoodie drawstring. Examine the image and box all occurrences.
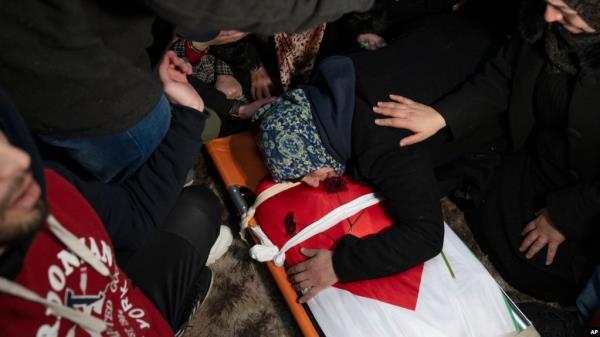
[0,214,109,333]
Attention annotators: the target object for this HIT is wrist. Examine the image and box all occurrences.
[435,110,447,129]
[189,101,204,112]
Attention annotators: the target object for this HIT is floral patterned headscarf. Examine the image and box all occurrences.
[254,89,345,182]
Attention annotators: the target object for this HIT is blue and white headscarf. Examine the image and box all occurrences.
[254,89,345,182]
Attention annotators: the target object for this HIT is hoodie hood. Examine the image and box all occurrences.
[0,87,46,197]
[0,87,46,279]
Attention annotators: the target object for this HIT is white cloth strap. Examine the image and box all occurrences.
[250,193,382,266]
[0,277,107,333]
[240,181,301,229]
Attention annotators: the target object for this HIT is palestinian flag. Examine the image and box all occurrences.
[252,175,529,337]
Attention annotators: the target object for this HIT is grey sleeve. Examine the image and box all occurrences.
[146,0,374,35]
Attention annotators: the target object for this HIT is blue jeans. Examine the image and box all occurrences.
[40,95,172,183]
[577,266,600,325]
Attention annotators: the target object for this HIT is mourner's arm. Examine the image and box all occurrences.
[373,35,520,147]
[431,36,521,140]
[332,144,444,282]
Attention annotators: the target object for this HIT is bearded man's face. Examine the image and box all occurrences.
[0,131,46,246]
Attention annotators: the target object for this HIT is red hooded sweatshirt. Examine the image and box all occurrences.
[0,169,174,337]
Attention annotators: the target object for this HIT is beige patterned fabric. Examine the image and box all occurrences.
[274,24,326,90]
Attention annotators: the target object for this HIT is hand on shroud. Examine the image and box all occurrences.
[287,248,339,303]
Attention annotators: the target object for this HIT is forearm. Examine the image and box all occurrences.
[333,145,444,282]
[433,37,520,140]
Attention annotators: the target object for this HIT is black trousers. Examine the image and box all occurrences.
[123,186,221,330]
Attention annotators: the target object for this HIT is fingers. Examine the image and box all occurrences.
[253,85,270,101]
[389,95,415,105]
[287,261,307,276]
[519,231,539,253]
[251,85,259,101]
[399,133,426,147]
[292,280,312,290]
[289,272,309,285]
[374,118,410,130]
[260,86,271,100]
[373,107,408,118]
[159,51,192,85]
[521,220,537,235]
[298,286,321,304]
[525,236,548,259]
[300,248,318,258]
[546,242,559,265]
[165,51,192,74]
[372,97,417,117]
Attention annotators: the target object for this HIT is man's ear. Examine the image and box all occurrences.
[301,175,320,188]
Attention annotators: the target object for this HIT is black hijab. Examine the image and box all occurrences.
[520,0,600,76]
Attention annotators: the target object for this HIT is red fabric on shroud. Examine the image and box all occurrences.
[254,175,424,311]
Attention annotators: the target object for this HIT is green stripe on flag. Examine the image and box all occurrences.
[440,251,456,279]
[502,293,523,332]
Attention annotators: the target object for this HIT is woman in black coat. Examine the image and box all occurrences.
[374,0,600,302]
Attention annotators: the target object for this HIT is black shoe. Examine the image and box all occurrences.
[517,302,582,337]
[175,267,214,337]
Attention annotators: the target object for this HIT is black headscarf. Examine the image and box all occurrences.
[520,0,600,76]
[303,56,356,164]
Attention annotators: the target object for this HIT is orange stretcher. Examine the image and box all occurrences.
[206,132,320,337]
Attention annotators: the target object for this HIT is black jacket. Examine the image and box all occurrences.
[433,20,600,242]
[331,13,494,282]
[0,0,373,137]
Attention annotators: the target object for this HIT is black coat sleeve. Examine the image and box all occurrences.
[432,36,521,140]
[145,0,374,35]
[332,95,444,283]
[45,105,209,251]
[545,182,600,242]
[332,145,444,282]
